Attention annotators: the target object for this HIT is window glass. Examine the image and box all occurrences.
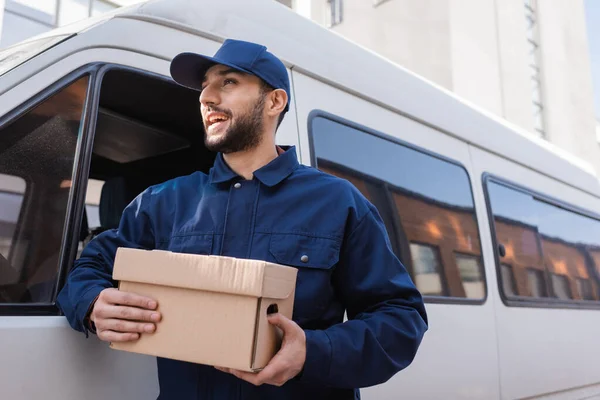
[487,180,600,302]
[0,174,25,260]
[312,116,485,299]
[551,273,572,300]
[410,243,444,296]
[577,278,594,301]
[77,179,104,257]
[500,264,518,297]
[85,179,104,230]
[0,75,89,304]
[527,268,548,298]
[455,253,485,299]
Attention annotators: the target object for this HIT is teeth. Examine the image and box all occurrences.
[209,115,228,124]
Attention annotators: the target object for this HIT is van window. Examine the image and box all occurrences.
[311,115,485,301]
[0,75,89,304]
[0,174,25,258]
[486,180,600,303]
[84,179,104,229]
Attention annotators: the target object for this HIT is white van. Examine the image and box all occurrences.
[1,1,599,399]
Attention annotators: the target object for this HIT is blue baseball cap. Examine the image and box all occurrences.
[170,39,291,112]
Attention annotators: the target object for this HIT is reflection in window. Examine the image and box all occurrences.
[455,253,485,299]
[85,179,104,230]
[0,75,88,304]
[410,243,444,296]
[487,180,600,303]
[312,116,485,299]
[576,278,594,301]
[527,268,548,298]
[501,264,518,297]
[551,274,572,300]
[0,177,25,260]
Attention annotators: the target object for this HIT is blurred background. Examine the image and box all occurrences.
[1,0,599,175]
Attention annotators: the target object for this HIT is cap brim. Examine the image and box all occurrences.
[170,52,252,91]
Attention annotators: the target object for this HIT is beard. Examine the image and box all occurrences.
[203,94,266,154]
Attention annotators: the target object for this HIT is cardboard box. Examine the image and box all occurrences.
[110,248,298,372]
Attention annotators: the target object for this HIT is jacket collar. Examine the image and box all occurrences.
[209,145,299,187]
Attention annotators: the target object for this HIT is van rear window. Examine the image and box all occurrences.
[311,114,486,302]
[486,179,600,305]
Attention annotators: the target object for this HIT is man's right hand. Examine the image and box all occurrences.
[90,288,161,343]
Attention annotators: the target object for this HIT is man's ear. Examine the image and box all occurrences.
[266,89,288,117]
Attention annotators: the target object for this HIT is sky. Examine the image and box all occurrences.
[585,0,600,120]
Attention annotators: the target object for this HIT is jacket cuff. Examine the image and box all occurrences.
[297,329,332,384]
[77,286,104,337]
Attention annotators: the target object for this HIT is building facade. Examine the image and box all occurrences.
[283,0,600,175]
[0,0,599,174]
[0,0,135,48]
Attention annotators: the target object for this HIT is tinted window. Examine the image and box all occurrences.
[527,268,548,298]
[487,180,600,303]
[500,264,518,297]
[312,116,485,300]
[0,75,88,304]
[455,253,485,299]
[409,243,445,296]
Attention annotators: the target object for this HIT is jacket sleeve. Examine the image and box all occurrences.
[299,204,428,388]
[57,189,156,336]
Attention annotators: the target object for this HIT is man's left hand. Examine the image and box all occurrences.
[216,313,306,387]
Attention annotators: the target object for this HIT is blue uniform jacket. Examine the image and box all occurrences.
[57,146,428,400]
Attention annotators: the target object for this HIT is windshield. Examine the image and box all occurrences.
[0,34,72,77]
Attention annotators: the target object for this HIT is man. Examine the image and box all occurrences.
[58,39,428,400]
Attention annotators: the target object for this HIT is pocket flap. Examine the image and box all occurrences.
[269,234,340,269]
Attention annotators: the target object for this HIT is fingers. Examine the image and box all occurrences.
[98,330,140,343]
[267,313,293,332]
[96,304,161,323]
[102,288,158,310]
[217,315,306,386]
[97,318,156,334]
[268,313,303,344]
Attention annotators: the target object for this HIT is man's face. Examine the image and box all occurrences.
[199,64,266,154]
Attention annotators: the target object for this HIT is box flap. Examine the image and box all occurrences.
[113,248,296,298]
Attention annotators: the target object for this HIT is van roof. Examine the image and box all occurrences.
[91,0,600,196]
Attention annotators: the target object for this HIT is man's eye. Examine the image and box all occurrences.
[223,78,236,86]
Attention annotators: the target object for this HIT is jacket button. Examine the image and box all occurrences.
[233,182,241,189]
[301,255,309,263]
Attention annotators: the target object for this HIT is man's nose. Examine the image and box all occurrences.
[199,84,219,107]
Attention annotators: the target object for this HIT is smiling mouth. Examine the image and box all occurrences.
[206,113,230,129]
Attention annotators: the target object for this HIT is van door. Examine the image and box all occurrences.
[0,52,161,400]
[470,146,600,400]
[291,70,501,399]
[0,35,300,398]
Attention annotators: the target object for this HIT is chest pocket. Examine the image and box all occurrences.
[268,234,340,323]
[161,233,214,255]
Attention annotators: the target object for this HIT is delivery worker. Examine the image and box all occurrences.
[57,39,428,400]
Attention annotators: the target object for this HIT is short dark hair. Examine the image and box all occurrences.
[259,80,286,130]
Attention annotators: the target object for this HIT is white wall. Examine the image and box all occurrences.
[0,0,5,42]
[322,0,453,90]
[298,0,600,175]
[494,0,535,134]
[537,0,600,174]
[448,0,503,116]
